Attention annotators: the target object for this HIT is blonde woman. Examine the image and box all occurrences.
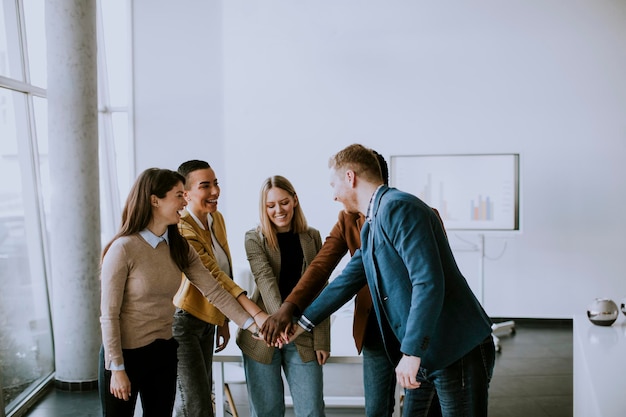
[237,175,330,417]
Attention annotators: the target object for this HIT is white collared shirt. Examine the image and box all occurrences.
[139,228,169,248]
[187,210,232,277]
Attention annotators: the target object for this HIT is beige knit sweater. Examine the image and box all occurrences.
[100,234,251,369]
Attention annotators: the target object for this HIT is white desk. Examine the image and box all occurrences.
[213,312,367,417]
[573,313,626,417]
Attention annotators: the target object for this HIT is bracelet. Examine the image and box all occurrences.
[252,310,263,319]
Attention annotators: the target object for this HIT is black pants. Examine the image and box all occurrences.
[99,338,178,417]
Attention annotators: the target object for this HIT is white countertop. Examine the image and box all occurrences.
[573,313,626,417]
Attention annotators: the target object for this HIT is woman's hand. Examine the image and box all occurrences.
[110,370,132,401]
[248,323,265,341]
[316,350,330,365]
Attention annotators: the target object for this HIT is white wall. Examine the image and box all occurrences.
[132,0,226,179]
[133,0,626,319]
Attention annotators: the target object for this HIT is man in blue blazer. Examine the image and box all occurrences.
[295,144,495,416]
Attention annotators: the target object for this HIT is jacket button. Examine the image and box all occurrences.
[383,296,389,301]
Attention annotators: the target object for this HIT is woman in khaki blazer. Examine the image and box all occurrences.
[237,175,330,417]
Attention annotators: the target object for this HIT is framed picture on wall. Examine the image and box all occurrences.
[390,153,520,231]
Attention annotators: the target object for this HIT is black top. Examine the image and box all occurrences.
[277,231,304,301]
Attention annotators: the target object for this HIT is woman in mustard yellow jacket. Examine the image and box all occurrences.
[172,160,257,417]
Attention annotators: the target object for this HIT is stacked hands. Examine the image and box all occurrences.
[250,303,305,348]
[253,303,329,365]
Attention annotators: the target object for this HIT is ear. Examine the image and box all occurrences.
[293,193,299,207]
[151,195,159,207]
[345,170,357,187]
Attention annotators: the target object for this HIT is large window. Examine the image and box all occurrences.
[0,1,131,414]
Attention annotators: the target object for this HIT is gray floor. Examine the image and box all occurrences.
[19,320,573,417]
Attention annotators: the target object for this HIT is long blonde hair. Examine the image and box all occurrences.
[257,175,308,250]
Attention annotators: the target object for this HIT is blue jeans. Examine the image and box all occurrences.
[172,309,216,417]
[402,336,496,417]
[243,343,325,417]
[362,318,441,417]
[362,335,396,416]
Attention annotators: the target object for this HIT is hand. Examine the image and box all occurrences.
[261,302,297,345]
[395,354,422,389]
[110,370,132,401]
[316,350,330,365]
[249,324,264,341]
[287,324,306,343]
[215,324,230,352]
[270,329,293,348]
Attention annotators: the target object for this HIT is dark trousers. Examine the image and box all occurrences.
[402,336,495,417]
[99,338,178,417]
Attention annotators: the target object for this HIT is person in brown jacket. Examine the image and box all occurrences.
[262,152,443,417]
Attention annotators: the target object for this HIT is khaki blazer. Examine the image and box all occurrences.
[236,227,330,364]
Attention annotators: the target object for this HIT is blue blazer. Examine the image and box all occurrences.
[303,186,492,371]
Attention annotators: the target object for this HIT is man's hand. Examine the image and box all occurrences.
[261,302,297,345]
[215,323,230,352]
[287,324,306,343]
[110,370,132,401]
[396,354,422,389]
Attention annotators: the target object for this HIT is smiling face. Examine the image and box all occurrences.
[152,181,187,230]
[329,166,359,214]
[265,186,298,233]
[185,167,220,219]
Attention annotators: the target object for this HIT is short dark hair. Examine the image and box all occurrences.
[371,150,389,186]
[177,160,211,189]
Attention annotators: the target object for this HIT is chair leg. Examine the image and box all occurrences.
[224,383,239,417]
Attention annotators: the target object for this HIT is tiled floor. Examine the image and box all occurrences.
[18,320,572,417]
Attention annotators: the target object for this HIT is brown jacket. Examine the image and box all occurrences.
[284,211,370,352]
[237,227,331,364]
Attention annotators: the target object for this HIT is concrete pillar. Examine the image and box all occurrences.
[0,365,5,417]
[46,0,101,388]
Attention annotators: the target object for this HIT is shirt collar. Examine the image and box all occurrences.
[366,185,385,222]
[187,209,208,231]
[140,228,169,248]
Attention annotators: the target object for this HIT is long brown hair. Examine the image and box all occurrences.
[257,175,308,251]
[102,168,190,270]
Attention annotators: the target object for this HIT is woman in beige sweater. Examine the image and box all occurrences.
[98,168,266,417]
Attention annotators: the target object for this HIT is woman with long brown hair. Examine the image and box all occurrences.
[98,168,266,417]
